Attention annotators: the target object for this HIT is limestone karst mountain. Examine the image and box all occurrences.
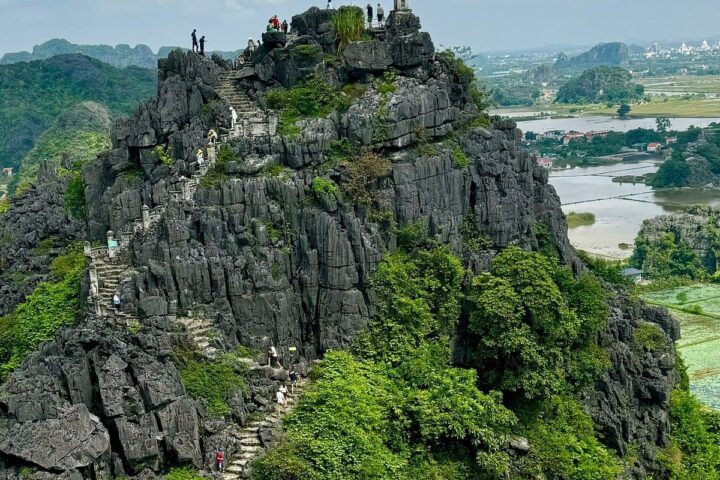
[0,6,682,480]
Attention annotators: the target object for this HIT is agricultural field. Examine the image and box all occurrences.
[638,75,720,95]
[643,284,720,408]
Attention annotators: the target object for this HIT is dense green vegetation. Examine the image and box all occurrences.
[555,66,644,104]
[0,244,86,379]
[266,76,349,138]
[631,233,705,280]
[253,243,619,479]
[0,54,155,172]
[661,376,720,478]
[653,125,720,188]
[9,102,113,195]
[175,347,250,417]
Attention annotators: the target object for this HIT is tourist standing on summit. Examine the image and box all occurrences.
[281,20,289,34]
[199,35,206,56]
[191,29,198,52]
[367,4,374,27]
[377,3,385,25]
[327,0,332,9]
[246,37,257,60]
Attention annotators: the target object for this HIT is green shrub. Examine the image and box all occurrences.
[267,76,346,139]
[661,388,720,479]
[326,138,360,167]
[164,466,205,480]
[342,82,368,99]
[64,171,86,219]
[175,349,249,417]
[437,50,476,81]
[377,72,397,95]
[452,146,469,168]
[513,396,623,479]
[200,145,234,187]
[634,321,667,352]
[396,221,428,250]
[263,164,284,178]
[292,44,322,59]
[0,197,10,215]
[0,244,86,379]
[344,148,392,205]
[154,145,175,166]
[311,177,339,197]
[332,6,365,52]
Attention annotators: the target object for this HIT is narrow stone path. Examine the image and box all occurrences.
[216,70,277,139]
[222,377,308,480]
[174,315,220,358]
[85,146,218,323]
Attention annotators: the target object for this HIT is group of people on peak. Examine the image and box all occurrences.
[190,29,207,56]
[365,3,385,27]
[324,1,386,27]
[267,15,289,33]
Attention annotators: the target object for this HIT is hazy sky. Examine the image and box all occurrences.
[1,0,719,56]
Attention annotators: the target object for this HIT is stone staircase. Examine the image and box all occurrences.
[222,377,308,479]
[216,71,278,139]
[85,146,220,323]
[89,255,138,324]
[174,315,220,358]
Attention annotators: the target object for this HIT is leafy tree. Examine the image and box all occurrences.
[466,246,608,398]
[617,103,631,118]
[656,117,672,134]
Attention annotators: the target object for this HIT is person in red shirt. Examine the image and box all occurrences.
[272,15,280,31]
[216,448,225,472]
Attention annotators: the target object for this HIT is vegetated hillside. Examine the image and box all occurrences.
[555,42,630,71]
[10,102,113,194]
[0,6,704,480]
[0,38,244,69]
[631,205,719,281]
[653,124,720,187]
[555,66,644,104]
[0,54,156,173]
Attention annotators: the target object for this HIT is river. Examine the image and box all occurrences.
[516,115,720,134]
[548,161,720,258]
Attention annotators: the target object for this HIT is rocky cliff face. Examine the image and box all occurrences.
[0,7,680,479]
[0,163,85,316]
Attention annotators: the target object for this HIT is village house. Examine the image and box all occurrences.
[536,157,553,168]
[647,142,662,153]
[584,130,609,141]
[2,167,13,177]
[666,137,678,145]
[562,131,585,145]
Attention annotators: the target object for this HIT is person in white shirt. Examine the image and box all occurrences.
[276,389,286,405]
[196,149,205,168]
[230,106,238,130]
[112,294,121,309]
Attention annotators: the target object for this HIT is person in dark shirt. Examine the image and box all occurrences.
[367,4,373,27]
[191,29,198,52]
[199,36,206,56]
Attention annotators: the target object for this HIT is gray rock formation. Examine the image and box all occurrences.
[0,163,86,315]
[0,7,680,479]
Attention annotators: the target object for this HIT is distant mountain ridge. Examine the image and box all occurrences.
[555,42,630,71]
[0,38,243,69]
